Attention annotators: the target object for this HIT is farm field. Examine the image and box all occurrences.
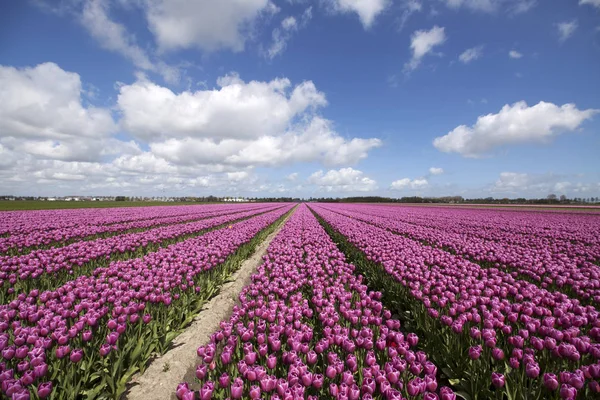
[385,204,600,214]
[0,201,227,211]
[1,203,599,399]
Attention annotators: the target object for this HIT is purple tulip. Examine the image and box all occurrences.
[196,364,207,380]
[468,345,482,360]
[55,345,70,359]
[491,373,505,388]
[543,373,559,391]
[70,349,83,363]
[2,346,15,360]
[525,362,540,379]
[99,344,112,357]
[492,348,505,361]
[82,330,93,342]
[559,384,577,399]
[37,382,52,399]
[199,381,214,400]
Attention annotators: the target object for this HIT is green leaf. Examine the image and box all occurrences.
[130,338,144,365]
[82,383,106,400]
[455,390,473,400]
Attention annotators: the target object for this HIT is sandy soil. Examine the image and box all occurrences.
[125,209,294,400]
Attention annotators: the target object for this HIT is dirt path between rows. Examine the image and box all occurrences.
[125,209,294,400]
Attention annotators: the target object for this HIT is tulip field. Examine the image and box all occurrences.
[0,203,599,399]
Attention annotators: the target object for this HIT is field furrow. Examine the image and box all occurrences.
[179,204,453,400]
[0,205,294,399]
[310,204,600,400]
[0,205,286,302]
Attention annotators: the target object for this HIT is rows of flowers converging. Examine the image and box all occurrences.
[0,205,285,302]
[0,204,225,237]
[0,205,293,399]
[178,205,454,400]
[310,204,600,400]
[319,204,600,304]
[321,204,600,262]
[337,204,600,248]
[0,204,270,254]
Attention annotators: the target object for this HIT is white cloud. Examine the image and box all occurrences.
[308,168,378,192]
[510,0,537,14]
[491,172,600,196]
[580,0,600,9]
[444,0,497,12]
[509,50,523,59]
[0,62,117,162]
[405,26,447,72]
[267,7,312,59]
[433,101,598,157]
[429,167,444,175]
[144,0,278,52]
[391,178,429,190]
[459,46,483,63]
[557,20,578,43]
[287,172,299,181]
[0,63,381,196]
[118,73,327,141]
[397,0,423,31]
[148,116,381,168]
[443,0,536,13]
[80,0,179,84]
[328,0,390,28]
[117,74,380,169]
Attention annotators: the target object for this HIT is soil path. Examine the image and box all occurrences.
[125,209,295,400]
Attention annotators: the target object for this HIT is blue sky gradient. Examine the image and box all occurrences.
[0,0,599,198]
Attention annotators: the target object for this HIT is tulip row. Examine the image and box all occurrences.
[0,204,223,236]
[179,204,454,400]
[309,204,600,400]
[0,205,286,303]
[316,204,600,304]
[0,204,271,255]
[0,205,294,399]
[323,204,600,252]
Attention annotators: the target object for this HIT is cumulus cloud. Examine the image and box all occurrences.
[0,62,381,196]
[286,172,299,181]
[267,7,312,59]
[459,46,483,63]
[492,172,600,196]
[405,26,446,72]
[118,73,327,141]
[148,117,381,168]
[433,101,598,157]
[557,20,578,43]
[509,50,523,59]
[308,167,378,192]
[429,167,444,175]
[0,62,117,162]
[391,178,429,190]
[327,0,390,28]
[143,0,278,52]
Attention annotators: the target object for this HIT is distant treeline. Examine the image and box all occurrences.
[304,196,600,204]
[2,195,598,204]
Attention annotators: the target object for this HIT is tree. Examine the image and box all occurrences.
[559,195,567,202]
[547,194,557,202]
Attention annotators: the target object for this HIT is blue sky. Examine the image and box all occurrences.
[0,0,599,199]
